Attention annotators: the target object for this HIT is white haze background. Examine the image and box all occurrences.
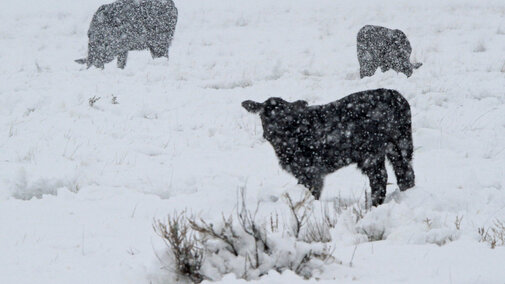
[1,0,505,283]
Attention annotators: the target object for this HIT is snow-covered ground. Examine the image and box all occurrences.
[1,0,505,283]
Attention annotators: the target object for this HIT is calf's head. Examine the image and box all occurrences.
[242,98,308,141]
[390,30,422,77]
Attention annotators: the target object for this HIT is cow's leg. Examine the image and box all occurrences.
[298,174,324,200]
[380,64,391,72]
[309,177,324,200]
[361,157,388,206]
[148,39,169,59]
[357,47,378,78]
[149,46,169,60]
[117,52,128,69]
[359,60,378,78]
[386,144,415,191]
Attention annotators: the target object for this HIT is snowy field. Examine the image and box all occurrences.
[1,0,505,283]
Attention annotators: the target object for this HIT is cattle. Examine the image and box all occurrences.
[242,89,415,206]
[76,0,178,69]
[357,25,422,78]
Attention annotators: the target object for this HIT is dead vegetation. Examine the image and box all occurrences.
[154,189,338,282]
[88,96,101,107]
[153,212,205,283]
[478,219,505,249]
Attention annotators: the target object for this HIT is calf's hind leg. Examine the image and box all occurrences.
[386,144,415,191]
[361,157,388,206]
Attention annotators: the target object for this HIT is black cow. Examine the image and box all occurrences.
[76,0,178,69]
[357,25,422,78]
[242,89,415,206]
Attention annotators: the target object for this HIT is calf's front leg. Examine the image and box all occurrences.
[309,178,324,200]
[298,174,324,200]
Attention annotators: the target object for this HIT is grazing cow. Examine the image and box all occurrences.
[76,0,178,69]
[357,25,422,78]
[242,89,415,206]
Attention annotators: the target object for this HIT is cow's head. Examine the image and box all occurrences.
[390,30,422,77]
[75,6,121,69]
[75,39,115,69]
[242,97,308,140]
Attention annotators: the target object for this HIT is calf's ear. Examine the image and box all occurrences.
[293,100,308,108]
[242,100,263,113]
[412,62,422,69]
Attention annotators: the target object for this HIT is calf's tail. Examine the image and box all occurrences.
[386,91,415,191]
[396,111,414,162]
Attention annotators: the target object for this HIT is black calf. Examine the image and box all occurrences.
[242,89,415,206]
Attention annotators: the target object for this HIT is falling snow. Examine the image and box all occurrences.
[1,0,505,283]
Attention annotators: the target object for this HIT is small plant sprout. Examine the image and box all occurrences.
[111,94,119,104]
[424,218,432,230]
[88,96,101,107]
[454,215,463,230]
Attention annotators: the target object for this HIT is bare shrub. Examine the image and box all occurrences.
[269,212,279,233]
[427,231,456,246]
[154,189,337,281]
[238,188,270,253]
[332,196,349,213]
[111,94,119,104]
[359,227,386,242]
[454,215,463,230]
[291,246,335,279]
[302,216,332,243]
[348,192,371,224]
[301,203,339,243]
[352,205,366,223]
[154,213,205,283]
[478,219,505,249]
[323,202,339,229]
[353,193,385,242]
[284,192,312,238]
[189,214,239,257]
